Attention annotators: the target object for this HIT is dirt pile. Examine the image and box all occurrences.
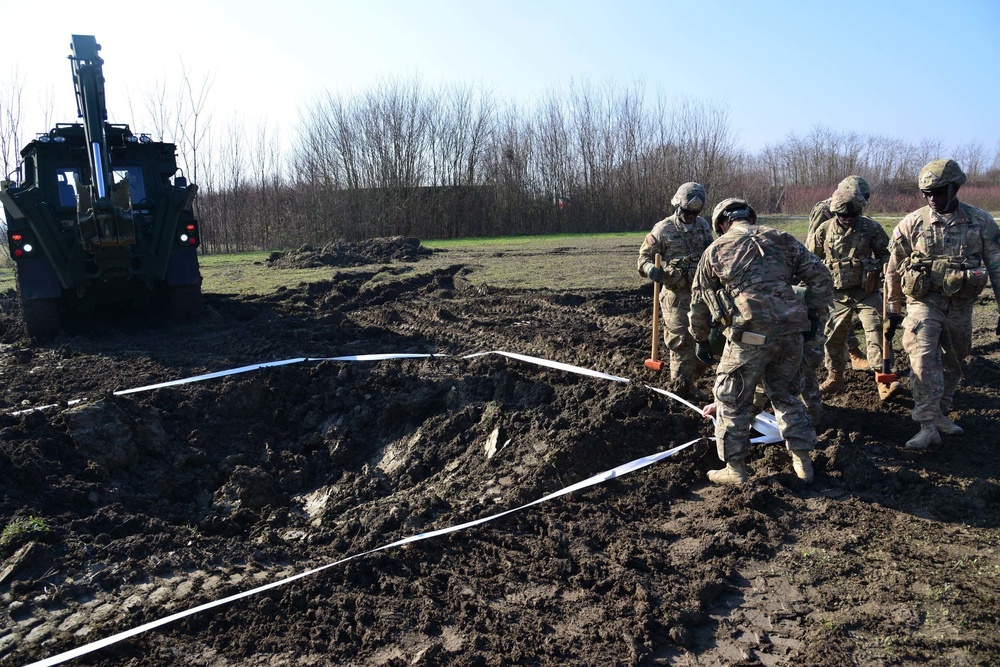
[1,260,999,666]
[265,236,433,269]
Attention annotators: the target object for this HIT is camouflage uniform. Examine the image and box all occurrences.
[808,189,890,377]
[806,175,872,360]
[638,184,713,390]
[886,167,1000,436]
[690,213,834,466]
[793,286,827,423]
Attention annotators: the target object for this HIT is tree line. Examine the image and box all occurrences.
[3,74,999,254]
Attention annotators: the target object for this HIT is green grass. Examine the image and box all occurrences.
[0,516,50,555]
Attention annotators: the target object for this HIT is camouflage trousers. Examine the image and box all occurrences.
[902,298,974,423]
[660,290,697,382]
[797,313,827,423]
[712,332,816,463]
[824,291,884,373]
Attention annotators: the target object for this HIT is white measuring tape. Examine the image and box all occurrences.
[20,349,782,666]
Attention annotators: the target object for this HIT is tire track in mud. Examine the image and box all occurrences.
[2,249,1000,666]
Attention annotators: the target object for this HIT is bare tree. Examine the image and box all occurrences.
[0,68,25,180]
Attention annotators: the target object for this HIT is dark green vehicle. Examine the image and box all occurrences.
[1,35,202,338]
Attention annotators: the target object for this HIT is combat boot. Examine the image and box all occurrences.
[877,381,901,401]
[905,422,941,450]
[789,449,814,482]
[819,369,845,396]
[935,416,963,435]
[849,347,870,372]
[707,460,748,486]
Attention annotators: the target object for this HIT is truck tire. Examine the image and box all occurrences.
[168,283,203,322]
[21,297,61,339]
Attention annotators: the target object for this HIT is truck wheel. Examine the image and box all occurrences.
[21,297,61,339]
[168,283,203,321]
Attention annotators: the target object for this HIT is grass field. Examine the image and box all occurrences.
[0,213,918,299]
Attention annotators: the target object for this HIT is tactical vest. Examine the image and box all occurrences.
[900,204,990,299]
[820,223,881,292]
[661,221,714,291]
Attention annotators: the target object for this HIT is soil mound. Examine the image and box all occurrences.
[266,236,433,269]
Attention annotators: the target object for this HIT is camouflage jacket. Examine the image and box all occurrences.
[689,222,834,341]
[886,202,1000,313]
[637,212,714,293]
[808,215,890,296]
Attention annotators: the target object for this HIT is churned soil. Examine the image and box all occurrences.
[1,238,999,666]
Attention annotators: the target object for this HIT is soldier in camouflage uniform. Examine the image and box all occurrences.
[809,185,900,400]
[807,175,872,371]
[886,159,1000,449]
[638,182,714,397]
[689,198,833,485]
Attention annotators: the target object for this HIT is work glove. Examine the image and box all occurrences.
[995,314,1000,337]
[647,266,665,283]
[884,313,904,337]
[803,309,821,342]
[695,340,715,366]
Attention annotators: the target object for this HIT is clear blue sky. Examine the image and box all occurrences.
[1,0,997,155]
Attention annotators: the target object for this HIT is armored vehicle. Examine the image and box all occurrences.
[1,35,202,337]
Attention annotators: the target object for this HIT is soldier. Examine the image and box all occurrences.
[809,185,900,400]
[638,182,714,397]
[690,198,833,485]
[807,175,873,371]
[885,158,1000,449]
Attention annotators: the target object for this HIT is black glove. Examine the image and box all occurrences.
[695,340,715,366]
[647,266,665,283]
[995,314,1000,337]
[884,312,904,337]
[803,309,821,342]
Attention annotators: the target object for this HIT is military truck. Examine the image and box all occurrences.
[1,35,202,338]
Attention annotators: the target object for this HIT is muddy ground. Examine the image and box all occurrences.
[1,238,999,666]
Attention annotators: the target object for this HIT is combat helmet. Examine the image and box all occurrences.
[918,158,966,190]
[829,185,867,218]
[837,175,871,201]
[671,182,707,213]
[711,197,757,235]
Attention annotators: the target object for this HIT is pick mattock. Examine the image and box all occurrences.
[875,278,898,385]
[645,253,664,372]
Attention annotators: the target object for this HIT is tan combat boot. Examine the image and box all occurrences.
[905,422,942,450]
[935,416,963,435]
[708,460,748,486]
[819,369,845,396]
[849,347,870,372]
[877,381,901,401]
[789,450,814,482]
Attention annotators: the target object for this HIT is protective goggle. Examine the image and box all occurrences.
[920,186,950,197]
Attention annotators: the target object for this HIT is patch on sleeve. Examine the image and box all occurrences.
[893,228,902,239]
[645,233,656,246]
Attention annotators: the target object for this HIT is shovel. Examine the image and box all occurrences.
[645,254,664,372]
[875,281,898,385]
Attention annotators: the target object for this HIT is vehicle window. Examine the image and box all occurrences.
[55,168,81,207]
[112,167,146,203]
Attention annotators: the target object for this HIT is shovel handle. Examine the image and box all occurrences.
[650,254,661,361]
